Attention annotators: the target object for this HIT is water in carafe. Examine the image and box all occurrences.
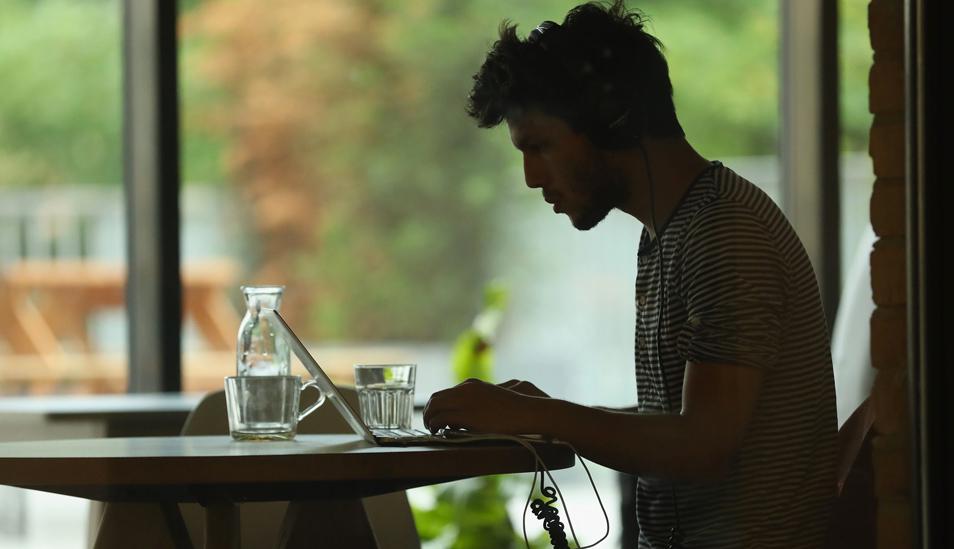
[236,285,291,376]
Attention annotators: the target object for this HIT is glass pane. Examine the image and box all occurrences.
[833,0,876,426]
[0,0,126,396]
[827,5,878,547]
[1,2,123,548]
[839,0,876,273]
[178,0,778,545]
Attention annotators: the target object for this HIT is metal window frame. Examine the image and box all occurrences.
[907,0,953,546]
[122,0,182,393]
[779,0,841,328]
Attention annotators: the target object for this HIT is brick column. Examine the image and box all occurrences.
[867,0,910,547]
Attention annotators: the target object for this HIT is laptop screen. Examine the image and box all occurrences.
[262,308,376,443]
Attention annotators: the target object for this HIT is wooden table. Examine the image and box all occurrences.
[0,392,203,439]
[0,434,575,548]
[0,393,205,546]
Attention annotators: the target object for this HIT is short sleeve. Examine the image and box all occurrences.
[674,203,786,370]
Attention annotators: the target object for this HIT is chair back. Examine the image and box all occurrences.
[823,397,876,549]
[834,397,875,496]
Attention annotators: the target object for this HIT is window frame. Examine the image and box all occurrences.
[122,0,182,392]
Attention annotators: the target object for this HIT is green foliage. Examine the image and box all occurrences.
[637,0,780,157]
[451,282,508,381]
[1,0,873,343]
[0,0,229,187]
[413,283,552,548]
[839,0,875,152]
[305,2,572,341]
[414,476,535,549]
[0,0,122,186]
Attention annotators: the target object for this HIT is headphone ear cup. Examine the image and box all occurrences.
[580,62,643,148]
[593,94,642,148]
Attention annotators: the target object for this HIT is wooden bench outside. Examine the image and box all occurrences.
[0,260,239,394]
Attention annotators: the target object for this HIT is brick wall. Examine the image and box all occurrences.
[867,0,910,547]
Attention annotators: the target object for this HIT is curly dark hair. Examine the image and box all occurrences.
[466,0,683,149]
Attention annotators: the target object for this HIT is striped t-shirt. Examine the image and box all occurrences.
[634,162,836,548]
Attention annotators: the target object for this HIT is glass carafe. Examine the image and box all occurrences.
[236,285,291,376]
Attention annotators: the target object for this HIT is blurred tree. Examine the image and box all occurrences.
[181,0,522,338]
[178,0,791,342]
[839,0,874,152]
[0,0,122,187]
[638,0,780,157]
[182,1,371,330]
[0,0,872,340]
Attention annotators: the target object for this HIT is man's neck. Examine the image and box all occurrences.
[609,138,710,238]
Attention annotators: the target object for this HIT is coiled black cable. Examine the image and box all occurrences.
[433,433,608,548]
[531,477,570,549]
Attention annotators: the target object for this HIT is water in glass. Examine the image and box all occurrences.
[354,364,416,429]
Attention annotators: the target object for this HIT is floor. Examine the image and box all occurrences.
[0,489,88,549]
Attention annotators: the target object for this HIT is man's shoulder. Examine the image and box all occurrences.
[681,165,789,240]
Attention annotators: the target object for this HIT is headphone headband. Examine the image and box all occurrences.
[527,19,640,148]
[528,20,560,45]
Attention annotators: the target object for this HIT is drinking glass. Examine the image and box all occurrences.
[353,364,416,429]
[225,375,325,441]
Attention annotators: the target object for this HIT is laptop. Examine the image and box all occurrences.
[262,308,462,446]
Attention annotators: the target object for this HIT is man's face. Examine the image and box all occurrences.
[506,110,626,230]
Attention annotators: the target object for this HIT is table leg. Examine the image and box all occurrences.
[278,499,377,549]
[161,503,194,549]
[92,503,193,549]
[203,502,240,549]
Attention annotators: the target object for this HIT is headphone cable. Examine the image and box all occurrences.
[639,141,684,549]
[432,432,609,548]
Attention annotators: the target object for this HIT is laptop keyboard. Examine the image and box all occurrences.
[371,428,436,439]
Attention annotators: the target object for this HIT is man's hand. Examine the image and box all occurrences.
[423,378,546,435]
[497,379,550,398]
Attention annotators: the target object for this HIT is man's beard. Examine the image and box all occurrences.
[570,167,628,231]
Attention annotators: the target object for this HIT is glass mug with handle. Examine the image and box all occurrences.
[225,375,325,441]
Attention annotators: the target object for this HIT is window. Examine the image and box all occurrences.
[839,0,876,284]
[1,1,876,546]
[0,0,126,395]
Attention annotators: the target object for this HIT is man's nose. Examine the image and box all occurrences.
[523,155,546,189]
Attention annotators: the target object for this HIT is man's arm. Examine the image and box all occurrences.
[424,360,762,481]
[497,379,637,413]
[547,361,762,480]
[593,405,638,413]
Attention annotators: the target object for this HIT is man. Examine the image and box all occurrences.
[423,2,836,548]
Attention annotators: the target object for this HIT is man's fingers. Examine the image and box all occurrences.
[423,381,490,431]
[422,398,446,429]
[425,411,472,433]
[423,391,462,430]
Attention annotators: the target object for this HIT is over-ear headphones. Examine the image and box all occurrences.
[527,20,645,149]
[532,21,684,547]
